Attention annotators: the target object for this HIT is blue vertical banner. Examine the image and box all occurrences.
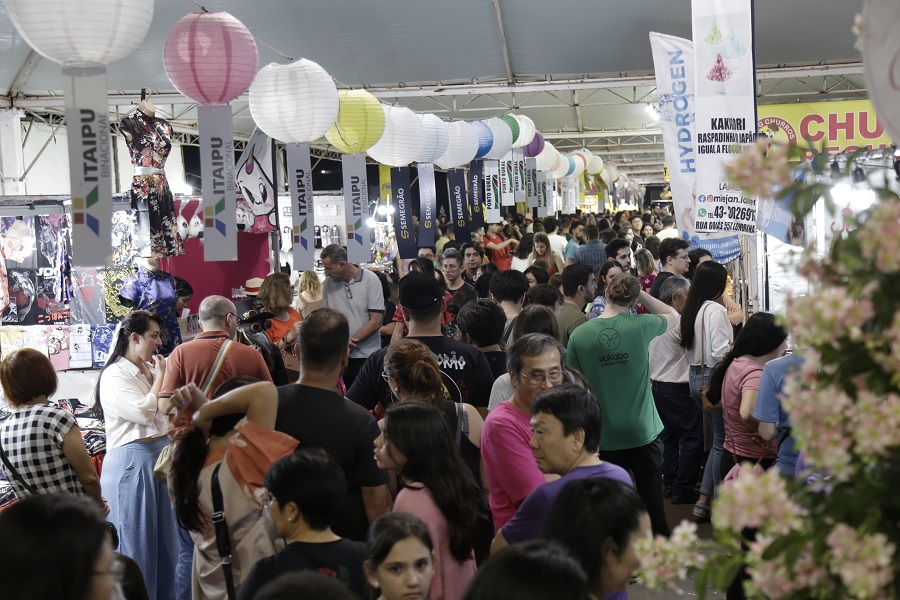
[469,160,485,230]
[198,104,238,261]
[417,162,437,247]
[526,157,539,208]
[341,153,371,263]
[447,168,471,241]
[484,160,502,222]
[63,66,112,267]
[391,166,417,259]
[286,142,315,271]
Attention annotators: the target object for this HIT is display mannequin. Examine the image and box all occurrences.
[120,99,184,259]
[119,261,182,356]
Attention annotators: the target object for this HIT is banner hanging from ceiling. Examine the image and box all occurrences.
[341,153,370,263]
[526,158,539,208]
[469,160,485,231]
[286,142,315,271]
[447,168,471,241]
[484,160,501,223]
[500,152,515,206]
[198,104,238,261]
[390,166,416,259]
[417,163,437,247]
[650,32,741,263]
[691,0,758,235]
[537,172,550,218]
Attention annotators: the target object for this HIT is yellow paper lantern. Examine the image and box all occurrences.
[326,89,386,154]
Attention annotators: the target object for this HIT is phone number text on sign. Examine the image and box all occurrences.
[695,191,757,233]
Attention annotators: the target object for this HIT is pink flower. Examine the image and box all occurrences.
[826,524,896,598]
[724,140,794,200]
[851,392,900,460]
[858,199,900,273]
[712,468,804,534]
[635,520,705,593]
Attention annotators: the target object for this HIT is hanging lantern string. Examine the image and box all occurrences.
[253,37,294,62]
[187,0,209,13]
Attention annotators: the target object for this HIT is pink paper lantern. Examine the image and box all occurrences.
[164,11,259,105]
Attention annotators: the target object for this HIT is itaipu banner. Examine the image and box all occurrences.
[691,0,758,236]
[341,153,370,263]
[650,32,740,263]
[286,143,315,271]
[63,66,112,267]
[447,169,471,241]
[198,104,238,261]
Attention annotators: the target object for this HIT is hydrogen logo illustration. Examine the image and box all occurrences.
[292,218,308,250]
[347,218,364,244]
[205,197,228,236]
[72,186,101,236]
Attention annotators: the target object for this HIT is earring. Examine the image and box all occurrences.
[373,581,379,588]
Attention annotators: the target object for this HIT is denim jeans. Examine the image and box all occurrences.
[175,525,193,600]
[602,438,670,537]
[689,365,725,499]
[652,381,704,496]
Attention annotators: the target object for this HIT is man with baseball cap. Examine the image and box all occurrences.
[346,271,495,414]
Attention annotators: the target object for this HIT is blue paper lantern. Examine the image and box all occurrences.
[472,120,494,159]
[564,155,576,177]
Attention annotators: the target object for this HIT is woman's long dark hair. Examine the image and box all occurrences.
[705,313,787,405]
[679,261,728,350]
[91,310,164,420]
[170,376,257,533]
[515,233,534,260]
[383,402,480,562]
[0,493,106,600]
[541,478,646,594]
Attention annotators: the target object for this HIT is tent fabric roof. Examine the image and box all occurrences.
[0,0,864,182]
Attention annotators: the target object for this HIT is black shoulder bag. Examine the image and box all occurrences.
[211,463,237,600]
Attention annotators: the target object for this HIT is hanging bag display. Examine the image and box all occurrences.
[154,340,234,482]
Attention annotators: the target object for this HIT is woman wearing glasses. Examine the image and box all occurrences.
[0,493,123,600]
[167,378,299,600]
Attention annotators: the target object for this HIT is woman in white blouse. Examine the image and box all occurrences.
[678,261,733,522]
[95,310,176,600]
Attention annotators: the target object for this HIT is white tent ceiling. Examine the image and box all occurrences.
[0,0,866,183]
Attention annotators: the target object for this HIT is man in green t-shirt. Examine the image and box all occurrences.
[567,273,678,537]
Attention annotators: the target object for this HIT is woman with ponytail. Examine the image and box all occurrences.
[374,403,480,600]
[704,313,786,478]
[383,339,484,487]
[168,378,299,600]
[95,310,176,600]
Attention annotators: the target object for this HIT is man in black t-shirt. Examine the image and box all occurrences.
[650,238,691,299]
[275,308,391,542]
[347,271,495,417]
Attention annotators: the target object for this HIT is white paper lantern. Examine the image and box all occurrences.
[249,60,339,143]
[571,154,586,178]
[483,117,513,159]
[574,148,593,169]
[535,142,558,172]
[7,0,153,66]
[587,155,605,175]
[417,114,450,163]
[599,168,611,185]
[513,114,537,148]
[367,105,425,167]
[435,121,479,169]
[552,155,571,179]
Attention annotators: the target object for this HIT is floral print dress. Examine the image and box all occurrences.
[120,113,184,259]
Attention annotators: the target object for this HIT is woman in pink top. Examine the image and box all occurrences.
[705,313,787,478]
[374,403,480,600]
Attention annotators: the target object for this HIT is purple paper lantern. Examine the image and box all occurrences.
[164,11,259,105]
[523,131,545,158]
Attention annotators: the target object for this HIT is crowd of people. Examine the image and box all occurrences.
[0,205,804,600]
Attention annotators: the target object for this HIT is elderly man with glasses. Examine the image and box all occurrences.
[481,334,568,531]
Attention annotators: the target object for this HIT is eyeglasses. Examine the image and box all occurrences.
[381,370,392,381]
[345,283,353,300]
[94,557,126,582]
[518,368,564,386]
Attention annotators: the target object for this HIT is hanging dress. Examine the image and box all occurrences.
[120,112,184,259]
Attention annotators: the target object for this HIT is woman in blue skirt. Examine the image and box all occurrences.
[95,310,177,600]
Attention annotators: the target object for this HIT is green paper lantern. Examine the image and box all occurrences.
[499,114,521,146]
[326,89,386,153]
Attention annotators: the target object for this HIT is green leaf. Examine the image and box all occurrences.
[711,555,745,591]
[696,565,710,600]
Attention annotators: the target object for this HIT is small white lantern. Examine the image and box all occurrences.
[535,142,558,172]
[249,60,339,144]
[367,105,425,167]
[512,114,537,148]
[435,121,479,170]
[571,154,587,178]
[587,155,605,175]
[417,114,450,163]
[484,117,513,159]
[7,0,153,66]
[552,155,571,179]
